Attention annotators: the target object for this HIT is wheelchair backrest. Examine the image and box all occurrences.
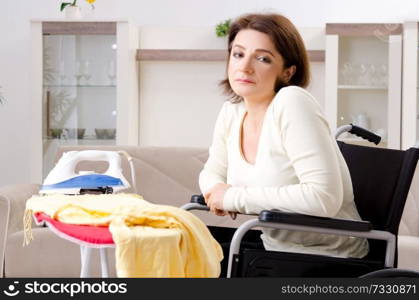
[337,141,419,235]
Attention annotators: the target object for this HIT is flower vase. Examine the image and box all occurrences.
[64,5,82,19]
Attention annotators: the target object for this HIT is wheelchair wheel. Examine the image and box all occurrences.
[359,268,419,278]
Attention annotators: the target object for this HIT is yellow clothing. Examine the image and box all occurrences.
[24,193,223,277]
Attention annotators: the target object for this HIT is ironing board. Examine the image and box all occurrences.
[33,150,210,277]
[33,200,209,278]
[34,212,115,277]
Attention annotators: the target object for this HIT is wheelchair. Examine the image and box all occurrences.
[182,124,419,278]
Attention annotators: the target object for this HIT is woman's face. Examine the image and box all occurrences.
[228,29,293,102]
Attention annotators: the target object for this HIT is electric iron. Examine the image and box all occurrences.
[40,150,131,195]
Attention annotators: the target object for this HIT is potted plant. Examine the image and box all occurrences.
[215,19,231,37]
[60,0,96,19]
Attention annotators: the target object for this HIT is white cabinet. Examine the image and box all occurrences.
[402,22,419,150]
[30,20,139,182]
[325,24,403,149]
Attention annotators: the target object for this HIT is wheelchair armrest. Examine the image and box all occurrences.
[181,194,209,211]
[190,194,207,206]
[259,210,372,232]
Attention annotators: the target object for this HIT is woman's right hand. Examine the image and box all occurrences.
[204,183,237,220]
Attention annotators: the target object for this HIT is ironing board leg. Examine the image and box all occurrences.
[100,248,109,278]
[80,246,92,278]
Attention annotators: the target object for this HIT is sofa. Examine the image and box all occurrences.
[0,146,255,277]
[1,145,418,277]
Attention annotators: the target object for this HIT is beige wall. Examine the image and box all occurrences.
[137,27,325,148]
[2,0,416,186]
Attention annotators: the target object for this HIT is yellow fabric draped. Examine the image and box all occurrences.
[24,193,223,278]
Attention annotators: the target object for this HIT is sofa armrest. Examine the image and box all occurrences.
[0,184,40,277]
[398,235,419,271]
[0,184,40,235]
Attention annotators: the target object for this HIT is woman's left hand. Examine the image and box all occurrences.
[204,183,231,215]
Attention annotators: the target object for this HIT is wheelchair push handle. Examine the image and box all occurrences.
[335,124,381,145]
[349,124,381,145]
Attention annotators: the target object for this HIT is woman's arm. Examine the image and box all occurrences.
[222,88,344,217]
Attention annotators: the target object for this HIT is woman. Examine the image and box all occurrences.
[199,13,369,263]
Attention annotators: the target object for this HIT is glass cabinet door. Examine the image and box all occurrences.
[325,24,402,149]
[337,36,389,146]
[42,22,117,177]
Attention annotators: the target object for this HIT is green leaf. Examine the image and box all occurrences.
[60,2,72,12]
[215,19,231,37]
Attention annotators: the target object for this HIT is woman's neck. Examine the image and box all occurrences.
[242,96,273,131]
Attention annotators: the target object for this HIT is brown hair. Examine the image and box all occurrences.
[220,13,310,102]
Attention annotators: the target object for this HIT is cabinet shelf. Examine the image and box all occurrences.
[45,137,116,141]
[43,85,116,88]
[136,49,325,62]
[338,85,387,90]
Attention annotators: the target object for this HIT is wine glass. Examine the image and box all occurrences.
[367,64,377,86]
[74,60,83,86]
[340,62,349,85]
[358,63,368,86]
[58,60,66,85]
[83,60,92,85]
[107,60,116,86]
[378,64,388,87]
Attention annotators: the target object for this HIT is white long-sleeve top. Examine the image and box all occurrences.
[199,86,369,258]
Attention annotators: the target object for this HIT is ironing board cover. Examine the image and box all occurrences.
[34,212,114,246]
